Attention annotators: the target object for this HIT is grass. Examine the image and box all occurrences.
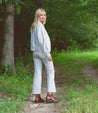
[0,60,34,113]
[0,49,98,113]
[64,86,98,113]
[60,63,98,112]
[56,49,98,113]
[53,49,98,64]
[0,100,23,113]
[63,77,98,113]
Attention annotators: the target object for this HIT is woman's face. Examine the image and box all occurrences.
[39,12,46,23]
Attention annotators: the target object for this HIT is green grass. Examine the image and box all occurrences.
[53,49,98,65]
[0,63,33,97]
[64,85,98,113]
[0,49,98,113]
[62,75,98,113]
[0,100,23,113]
[56,49,98,113]
[0,61,33,113]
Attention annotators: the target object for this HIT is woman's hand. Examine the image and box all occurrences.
[47,56,52,61]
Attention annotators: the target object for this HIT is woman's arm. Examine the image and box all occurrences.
[37,23,51,58]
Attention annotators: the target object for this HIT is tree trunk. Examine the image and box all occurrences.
[1,3,15,73]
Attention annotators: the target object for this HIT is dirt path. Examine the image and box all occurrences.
[23,66,66,113]
[82,65,98,81]
[22,64,98,113]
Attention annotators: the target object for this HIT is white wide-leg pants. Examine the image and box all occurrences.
[32,51,56,94]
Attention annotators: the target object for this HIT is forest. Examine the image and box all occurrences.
[0,0,98,113]
[0,0,98,54]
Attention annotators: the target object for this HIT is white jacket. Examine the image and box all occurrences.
[31,22,51,57]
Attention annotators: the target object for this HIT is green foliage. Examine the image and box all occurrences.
[0,18,3,21]
[16,6,21,15]
[44,0,98,50]
[1,0,98,56]
[0,0,20,4]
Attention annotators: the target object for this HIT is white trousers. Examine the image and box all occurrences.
[32,51,56,94]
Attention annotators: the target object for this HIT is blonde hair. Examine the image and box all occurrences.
[31,8,46,32]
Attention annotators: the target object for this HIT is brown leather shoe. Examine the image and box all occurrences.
[35,94,45,103]
[46,93,59,103]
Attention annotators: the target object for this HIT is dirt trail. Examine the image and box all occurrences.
[82,65,98,81]
[23,66,66,113]
[22,64,98,113]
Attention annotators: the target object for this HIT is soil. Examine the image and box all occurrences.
[82,65,98,81]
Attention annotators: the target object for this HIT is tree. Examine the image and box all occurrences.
[1,1,15,73]
[0,0,39,73]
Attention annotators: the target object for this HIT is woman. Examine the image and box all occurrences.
[30,8,59,103]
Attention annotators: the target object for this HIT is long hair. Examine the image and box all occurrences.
[31,8,46,32]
